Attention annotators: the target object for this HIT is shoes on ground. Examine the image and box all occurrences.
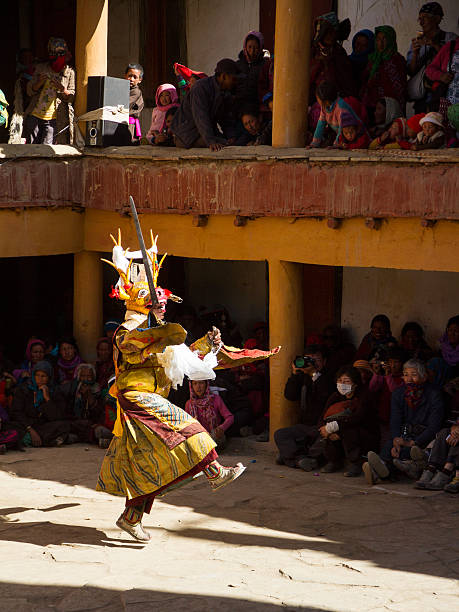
[444,475,459,493]
[116,516,151,542]
[367,451,390,480]
[239,426,253,437]
[320,462,341,474]
[415,469,435,489]
[410,445,427,465]
[297,457,318,472]
[424,470,452,490]
[393,458,423,480]
[363,461,378,485]
[344,463,362,477]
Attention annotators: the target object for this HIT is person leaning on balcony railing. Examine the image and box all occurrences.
[171,58,240,151]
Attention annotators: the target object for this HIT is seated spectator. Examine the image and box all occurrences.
[349,29,375,92]
[363,359,444,484]
[369,96,402,139]
[172,59,240,150]
[361,26,407,116]
[427,356,452,389]
[61,363,108,445]
[355,314,397,360]
[335,113,370,149]
[13,338,46,382]
[95,338,114,390]
[313,366,379,476]
[236,109,269,145]
[0,403,18,453]
[9,360,70,447]
[202,305,242,348]
[369,346,406,445]
[274,345,335,470]
[124,63,144,145]
[322,325,355,376]
[146,83,179,143]
[369,117,408,149]
[400,321,434,361]
[235,31,270,111]
[24,37,75,144]
[309,12,354,104]
[398,112,426,149]
[103,320,120,341]
[414,421,459,491]
[440,315,459,378]
[412,111,446,149]
[353,360,374,387]
[55,338,83,383]
[0,366,16,410]
[406,2,457,113]
[184,379,234,449]
[310,80,364,148]
[174,62,207,99]
[151,107,177,146]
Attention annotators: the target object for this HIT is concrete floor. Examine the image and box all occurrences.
[0,439,458,611]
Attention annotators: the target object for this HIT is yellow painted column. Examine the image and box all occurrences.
[272,0,312,147]
[268,260,304,437]
[74,251,103,361]
[75,0,108,119]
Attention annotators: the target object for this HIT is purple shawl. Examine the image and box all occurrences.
[440,332,459,366]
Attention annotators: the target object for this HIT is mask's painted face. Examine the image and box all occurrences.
[125,281,153,315]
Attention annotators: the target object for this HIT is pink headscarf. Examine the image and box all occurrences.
[186,380,219,433]
[243,31,264,63]
[149,84,179,133]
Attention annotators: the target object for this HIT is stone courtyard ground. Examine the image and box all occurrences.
[0,439,458,612]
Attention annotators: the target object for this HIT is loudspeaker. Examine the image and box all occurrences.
[86,76,131,146]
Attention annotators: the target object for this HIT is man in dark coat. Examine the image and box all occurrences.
[172,58,240,151]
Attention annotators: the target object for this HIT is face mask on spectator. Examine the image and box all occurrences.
[337,383,353,395]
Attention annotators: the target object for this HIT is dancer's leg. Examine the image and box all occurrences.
[203,460,246,491]
[116,499,151,542]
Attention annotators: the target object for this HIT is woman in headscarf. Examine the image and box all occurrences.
[55,338,83,383]
[184,379,234,448]
[13,338,46,382]
[309,12,355,104]
[95,337,114,390]
[146,84,179,142]
[369,96,402,138]
[440,315,459,379]
[235,30,270,110]
[361,26,407,116]
[349,29,375,91]
[9,360,70,447]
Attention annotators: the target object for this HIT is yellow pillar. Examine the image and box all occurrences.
[272,0,312,147]
[73,251,103,361]
[75,0,108,120]
[268,260,304,437]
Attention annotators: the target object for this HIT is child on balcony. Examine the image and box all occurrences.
[146,84,179,143]
[369,117,407,149]
[124,63,144,145]
[309,80,364,148]
[398,113,425,149]
[151,107,177,146]
[184,380,234,449]
[335,114,370,149]
[412,112,446,150]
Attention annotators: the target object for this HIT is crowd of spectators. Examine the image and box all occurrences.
[1,305,459,496]
[2,3,458,150]
[274,313,459,494]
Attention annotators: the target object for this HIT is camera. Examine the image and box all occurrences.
[294,356,314,369]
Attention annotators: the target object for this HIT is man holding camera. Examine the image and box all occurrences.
[274,344,335,470]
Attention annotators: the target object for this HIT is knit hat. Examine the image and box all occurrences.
[419,2,444,17]
[419,111,444,129]
[407,113,426,134]
[341,112,359,128]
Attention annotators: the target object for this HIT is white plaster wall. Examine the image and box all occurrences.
[341,267,459,351]
[186,0,260,76]
[184,258,268,339]
[338,0,458,58]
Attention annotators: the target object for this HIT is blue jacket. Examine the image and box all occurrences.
[390,383,444,447]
